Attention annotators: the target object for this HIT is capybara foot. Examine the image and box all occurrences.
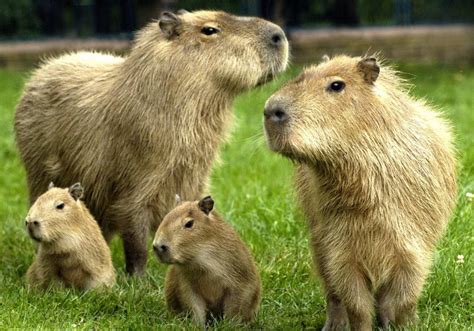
[322,316,348,331]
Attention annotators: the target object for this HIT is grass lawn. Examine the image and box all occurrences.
[0,62,472,329]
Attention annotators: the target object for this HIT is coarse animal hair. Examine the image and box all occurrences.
[14,10,289,275]
[153,196,261,325]
[25,183,115,290]
[264,55,457,330]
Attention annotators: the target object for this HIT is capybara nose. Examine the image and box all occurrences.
[270,32,284,47]
[27,220,40,229]
[159,244,168,253]
[267,25,286,48]
[153,243,168,254]
[264,106,289,124]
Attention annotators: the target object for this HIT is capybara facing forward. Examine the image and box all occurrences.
[153,196,261,325]
[264,55,456,330]
[26,183,115,290]
[14,10,289,275]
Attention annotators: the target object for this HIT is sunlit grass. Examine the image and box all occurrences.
[0,62,472,329]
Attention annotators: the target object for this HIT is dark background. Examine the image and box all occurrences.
[1,0,473,39]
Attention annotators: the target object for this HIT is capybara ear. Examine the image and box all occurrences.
[48,182,55,190]
[175,194,182,205]
[69,183,84,201]
[198,196,214,215]
[357,57,380,84]
[159,12,182,39]
[177,9,189,15]
[321,54,330,62]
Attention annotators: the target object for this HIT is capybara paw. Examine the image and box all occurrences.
[321,317,349,331]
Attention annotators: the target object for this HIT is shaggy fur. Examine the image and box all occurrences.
[14,10,289,275]
[26,183,115,290]
[153,196,261,325]
[264,55,457,330]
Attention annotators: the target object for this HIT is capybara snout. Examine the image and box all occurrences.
[264,56,389,161]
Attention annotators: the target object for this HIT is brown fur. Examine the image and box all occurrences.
[153,196,261,325]
[14,10,289,275]
[26,183,115,290]
[264,55,457,330]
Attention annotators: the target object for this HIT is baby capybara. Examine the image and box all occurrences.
[15,10,289,275]
[153,196,261,325]
[264,55,456,330]
[26,183,115,290]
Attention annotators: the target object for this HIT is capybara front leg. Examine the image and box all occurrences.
[322,291,349,331]
[122,220,149,276]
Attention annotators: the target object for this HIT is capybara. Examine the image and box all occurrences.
[26,183,115,290]
[14,10,289,275]
[263,55,456,330]
[153,196,261,325]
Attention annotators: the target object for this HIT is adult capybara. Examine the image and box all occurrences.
[14,10,289,275]
[153,196,261,325]
[26,183,115,290]
[263,55,456,330]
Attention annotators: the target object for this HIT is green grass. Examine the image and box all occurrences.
[0,62,472,330]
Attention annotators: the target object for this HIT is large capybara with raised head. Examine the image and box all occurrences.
[14,10,289,275]
[153,196,261,325]
[264,55,456,330]
[26,183,115,290]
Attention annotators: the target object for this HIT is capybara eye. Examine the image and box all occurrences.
[201,27,220,36]
[184,220,194,228]
[56,202,65,210]
[328,81,345,92]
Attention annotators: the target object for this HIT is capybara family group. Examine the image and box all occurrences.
[13,9,456,330]
[15,9,288,276]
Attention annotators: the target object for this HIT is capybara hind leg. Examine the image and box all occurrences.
[376,265,424,328]
[223,289,257,322]
[122,223,148,276]
[322,292,348,331]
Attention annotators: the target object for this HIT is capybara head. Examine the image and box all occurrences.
[264,55,402,163]
[153,195,216,264]
[136,10,289,91]
[25,183,84,243]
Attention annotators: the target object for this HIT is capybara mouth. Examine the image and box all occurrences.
[257,71,276,86]
[29,233,42,242]
[157,253,174,265]
[27,228,42,242]
[264,127,287,153]
[264,126,302,162]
